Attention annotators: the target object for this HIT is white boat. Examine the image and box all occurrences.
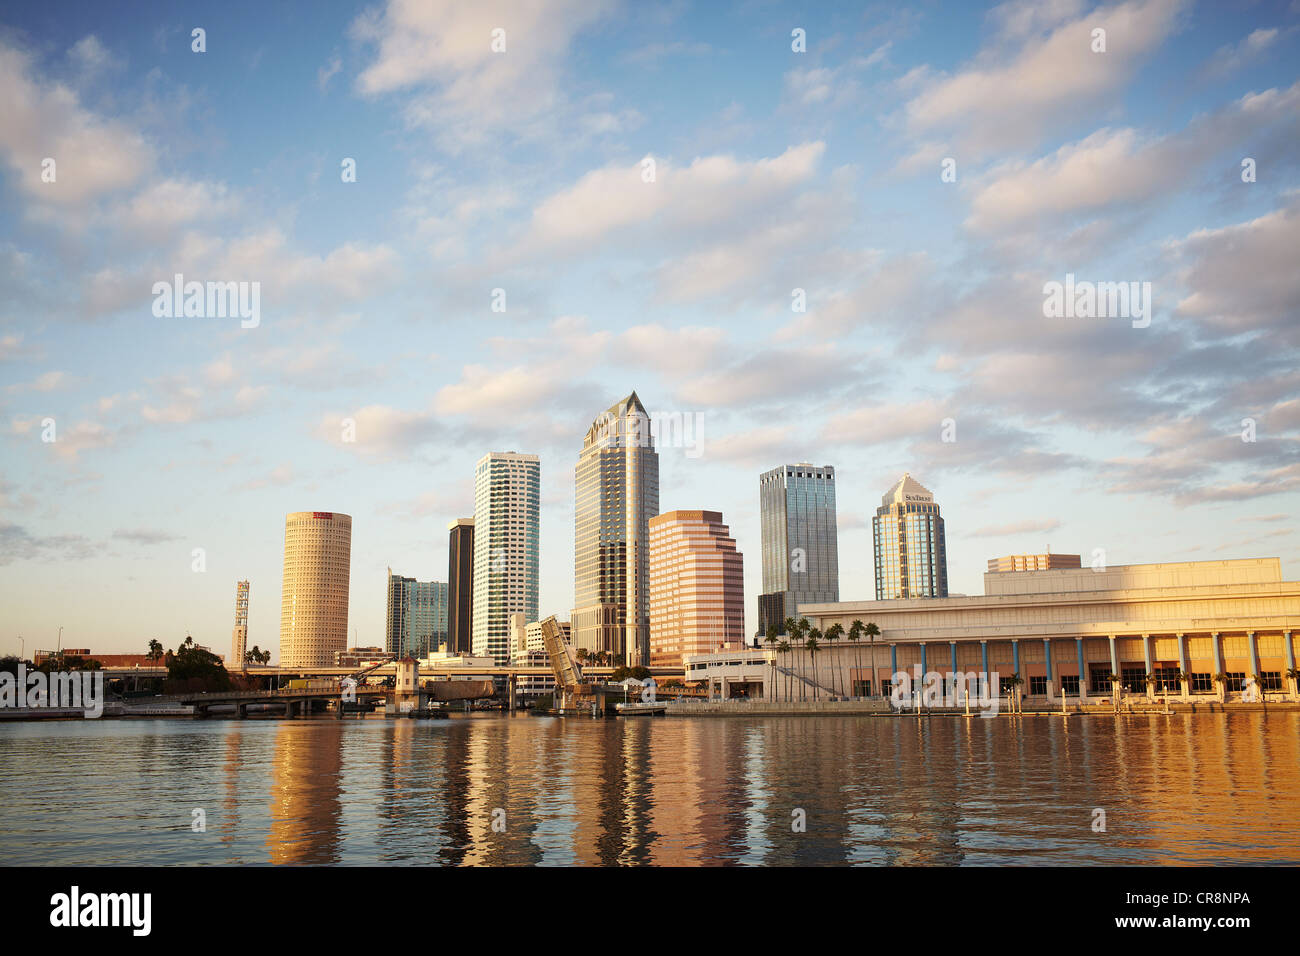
[615,701,667,716]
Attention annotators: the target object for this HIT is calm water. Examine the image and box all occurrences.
[2,712,1297,865]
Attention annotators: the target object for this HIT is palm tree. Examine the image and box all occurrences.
[764,624,779,701]
[798,618,812,699]
[146,639,164,665]
[1007,672,1024,713]
[1213,671,1230,702]
[786,618,805,699]
[805,633,822,700]
[1287,666,1300,700]
[864,622,882,697]
[778,642,792,701]
[824,623,844,697]
[848,621,864,697]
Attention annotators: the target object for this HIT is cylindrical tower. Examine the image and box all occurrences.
[279,511,352,669]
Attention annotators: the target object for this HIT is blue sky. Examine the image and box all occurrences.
[1,0,1298,659]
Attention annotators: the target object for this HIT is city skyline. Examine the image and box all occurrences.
[2,0,1299,658]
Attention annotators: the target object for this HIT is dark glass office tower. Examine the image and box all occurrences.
[758,464,839,635]
[573,391,660,667]
[447,518,474,655]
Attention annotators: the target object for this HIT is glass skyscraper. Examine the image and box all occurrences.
[872,472,948,599]
[472,452,540,665]
[385,570,449,658]
[758,464,839,636]
[573,392,660,667]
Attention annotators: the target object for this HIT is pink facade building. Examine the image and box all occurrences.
[648,510,745,667]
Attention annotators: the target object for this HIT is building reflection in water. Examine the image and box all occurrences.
[243,711,1300,866]
[266,721,344,864]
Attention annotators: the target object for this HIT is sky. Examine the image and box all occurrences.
[1,0,1298,661]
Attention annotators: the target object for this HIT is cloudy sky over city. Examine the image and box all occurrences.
[2,0,1298,657]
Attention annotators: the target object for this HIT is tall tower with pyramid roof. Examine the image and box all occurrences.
[872,472,948,599]
[573,391,660,666]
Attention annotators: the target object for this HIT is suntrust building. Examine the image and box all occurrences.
[685,558,1299,703]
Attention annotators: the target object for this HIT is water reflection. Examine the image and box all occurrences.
[1,712,1297,866]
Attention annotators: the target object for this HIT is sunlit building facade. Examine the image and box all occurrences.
[649,510,745,666]
[873,473,948,600]
[757,463,839,635]
[231,579,249,670]
[472,452,540,665]
[573,392,660,667]
[988,552,1082,573]
[279,511,352,669]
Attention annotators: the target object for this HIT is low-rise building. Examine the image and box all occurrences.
[987,552,1083,573]
[687,558,1299,703]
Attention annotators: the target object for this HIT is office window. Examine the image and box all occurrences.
[1260,672,1282,691]
[1029,676,1048,695]
[1191,672,1213,693]
[1060,674,1079,695]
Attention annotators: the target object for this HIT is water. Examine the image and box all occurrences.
[2,712,1297,865]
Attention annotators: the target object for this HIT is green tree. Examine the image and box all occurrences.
[164,639,232,694]
[805,632,821,700]
[848,620,864,697]
[796,618,811,699]
[146,639,164,664]
[777,641,792,701]
[824,623,844,697]
[764,623,779,700]
[863,622,881,696]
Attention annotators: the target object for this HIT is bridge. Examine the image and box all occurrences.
[174,678,500,717]
[98,661,688,682]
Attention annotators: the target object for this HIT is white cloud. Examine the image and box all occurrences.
[903,0,1187,155]
[1170,194,1300,346]
[352,0,615,148]
[316,404,441,459]
[0,40,152,204]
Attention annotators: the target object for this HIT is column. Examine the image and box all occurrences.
[1285,631,1296,700]
[1177,633,1189,701]
[1211,632,1223,701]
[919,642,927,677]
[890,644,898,683]
[1010,640,1020,710]
[1076,637,1087,702]
[1247,630,1259,682]
[1108,635,1119,698]
[1142,634,1153,698]
[1043,638,1054,702]
[980,640,989,698]
[950,641,958,706]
